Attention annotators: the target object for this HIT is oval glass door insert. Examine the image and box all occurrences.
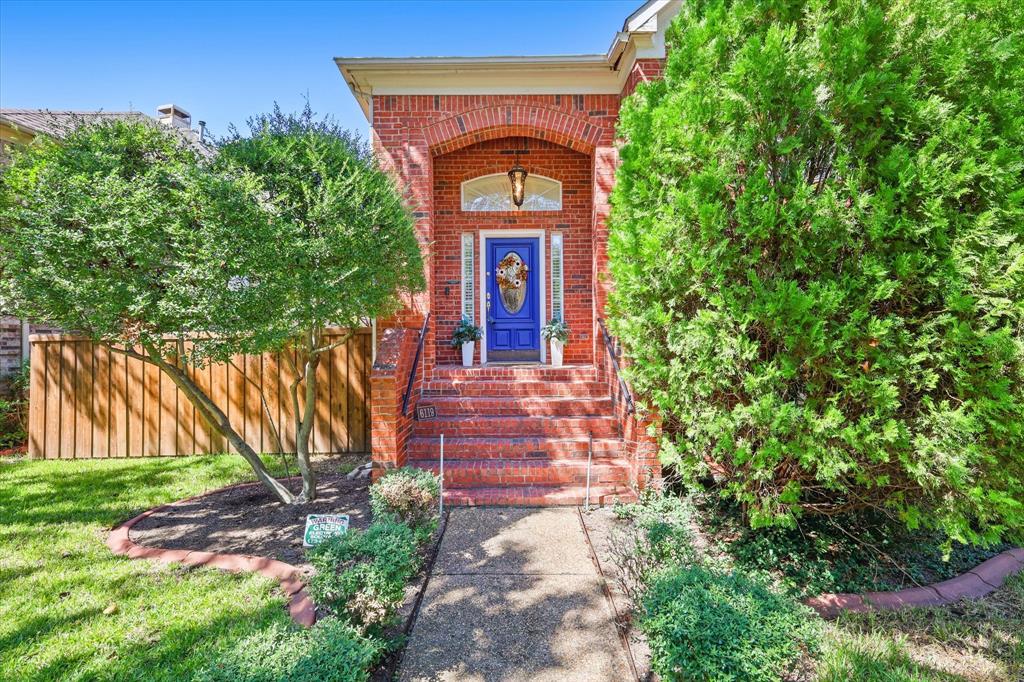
[496,251,529,313]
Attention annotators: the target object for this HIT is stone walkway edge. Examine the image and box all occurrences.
[806,547,1024,618]
[576,507,640,682]
[106,481,315,627]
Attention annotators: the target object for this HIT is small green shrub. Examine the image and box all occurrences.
[370,467,440,536]
[0,361,29,450]
[196,617,383,682]
[307,521,421,631]
[640,564,819,682]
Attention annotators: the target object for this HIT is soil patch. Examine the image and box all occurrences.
[579,506,653,682]
[131,472,371,572]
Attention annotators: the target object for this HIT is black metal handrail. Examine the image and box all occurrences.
[597,317,635,415]
[402,313,430,417]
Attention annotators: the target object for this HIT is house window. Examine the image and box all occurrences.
[461,173,562,212]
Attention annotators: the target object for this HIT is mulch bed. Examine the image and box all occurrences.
[0,444,27,457]
[131,472,372,572]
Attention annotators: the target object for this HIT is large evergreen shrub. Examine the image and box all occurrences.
[609,0,1024,544]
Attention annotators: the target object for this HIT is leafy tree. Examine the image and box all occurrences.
[217,106,424,501]
[1,111,423,505]
[609,0,1024,545]
[0,119,297,501]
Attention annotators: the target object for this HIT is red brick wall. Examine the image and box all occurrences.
[621,58,665,98]
[431,137,594,366]
[0,316,62,382]
[371,94,620,373]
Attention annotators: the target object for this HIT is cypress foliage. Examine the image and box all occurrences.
[609,0,1024,544]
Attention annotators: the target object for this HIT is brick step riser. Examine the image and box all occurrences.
[411,419,619,439]
[423,383,609,398]
[407,439,624,461]
[432,367,600,382]
[417,399,613,418]
[443,486,637,507]
[409,461,632,487]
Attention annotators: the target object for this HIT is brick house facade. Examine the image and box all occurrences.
[337,0,681,504]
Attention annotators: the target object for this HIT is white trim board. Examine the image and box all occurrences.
[478,229,546,365]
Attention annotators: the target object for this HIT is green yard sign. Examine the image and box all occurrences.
[303,514,350,547]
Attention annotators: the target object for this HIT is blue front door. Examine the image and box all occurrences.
[486,238,540,361]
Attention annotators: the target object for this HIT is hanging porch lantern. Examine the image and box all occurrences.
[508,160,528,208]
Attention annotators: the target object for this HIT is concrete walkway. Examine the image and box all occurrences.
[399,507,633,682]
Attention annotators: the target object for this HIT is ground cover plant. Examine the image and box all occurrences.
[195,617,384,682]
[609,0,1024,546]
[300,467,440,675]
[610,489,1023,681]
[0,455,296,682]
[641,564,820,682]
[695,493,1014,597]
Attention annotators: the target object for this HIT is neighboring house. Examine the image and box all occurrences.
[338,0,680,503]
[0,104,205,382]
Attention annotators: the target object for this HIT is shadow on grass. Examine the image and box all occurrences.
[26,596,290,682]
[0,455,290,529]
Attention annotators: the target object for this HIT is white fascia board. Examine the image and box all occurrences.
[624,0,672,32]
[336,55,619,120]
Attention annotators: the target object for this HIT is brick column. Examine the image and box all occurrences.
[369,326,420,475]
[592,145,618,369]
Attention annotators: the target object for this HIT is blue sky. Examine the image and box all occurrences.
[0,0,639,138]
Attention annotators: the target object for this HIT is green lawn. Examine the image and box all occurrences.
[816,574,1024,681]
[0,455,301,681]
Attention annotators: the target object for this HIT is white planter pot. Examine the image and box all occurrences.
[550,338,564,367]
[461,341,475,367]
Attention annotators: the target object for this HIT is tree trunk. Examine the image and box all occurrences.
[286,326,359,504]
[138,343,296,505]
[292,351,320,503]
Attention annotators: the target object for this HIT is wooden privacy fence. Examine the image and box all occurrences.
[27,329,372,459]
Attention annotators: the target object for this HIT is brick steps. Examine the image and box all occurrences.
[418,396,613,417]
[443,484,637,507]
[411,415,618,439]
[408,435,622,461]
[410,457,632,487]
[431,364,599,382]
[423,380,609,398]
[407,364,631,506]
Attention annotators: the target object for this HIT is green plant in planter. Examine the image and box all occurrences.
[541,319,569,343]
[450,316,482,348]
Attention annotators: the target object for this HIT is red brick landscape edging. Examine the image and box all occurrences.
[806,548,1024,619]
[106,482,316,627]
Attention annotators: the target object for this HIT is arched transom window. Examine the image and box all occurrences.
[461,173,562,212]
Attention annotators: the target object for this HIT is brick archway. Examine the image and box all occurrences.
[424,104,604,156]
